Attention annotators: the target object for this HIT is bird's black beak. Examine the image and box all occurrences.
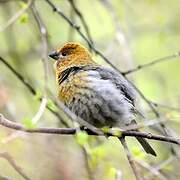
[48,51,60,60]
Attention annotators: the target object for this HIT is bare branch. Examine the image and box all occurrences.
[129,84,177,154]
[134,158,167,180]
[119,137,142,180]
[68,0,94,45]
[123,52,180,75]
[0,0,21,3]
[0,57,36,95]
[80,145,94,180]
[150,100,180,112]
[31,4,49,123]
[0,152,31,180]
[101,0,133,65]
[31,97,47,124]
[0,114,180,145]
[0,56,67,126]
[145,153,180,179]
[0,174,11,180]
[68,1,76,41]
[0,0,34,32]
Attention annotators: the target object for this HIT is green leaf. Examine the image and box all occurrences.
[106,166,117,179]
[111,128,122,137]
[89,145,107,168]
[19,1,28,8]
[19,13,29,24]
[22,118,36,129]
[76,131,89,146]
[91,146,106,158]
[47,99,58,112]
[101,126,110,133]
[132,146,146,159]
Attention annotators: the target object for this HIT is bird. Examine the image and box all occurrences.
[49,42,156,156]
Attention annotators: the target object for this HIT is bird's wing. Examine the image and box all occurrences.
[93,66,136,105]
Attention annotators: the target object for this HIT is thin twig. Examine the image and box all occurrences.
[50,94,103,135]
[119,137,142,180]
[123,52,180,75]
[68,0,76,41]
[0,174,11,180]
[145,153,180,180]
[150,100,180,112]
[81,145,94,180]
[0,0,21,3]
[31,97,47,124]
[101,0,133,65]
[0,0,34,32]
[0,56,67,125]
[31,3,49,124]
[0,57,36,95]
[115,169,122,180]
[130,83,177,154]
[124,119,167,131]
[68,0,93,45]
[0,152,31,180]
[134,158,167,180]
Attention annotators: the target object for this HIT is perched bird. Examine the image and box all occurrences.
[49,42,156,156]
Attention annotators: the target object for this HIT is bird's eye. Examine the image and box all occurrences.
[62,52,67,56]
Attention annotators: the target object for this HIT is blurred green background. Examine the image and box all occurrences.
[0,0,180,179]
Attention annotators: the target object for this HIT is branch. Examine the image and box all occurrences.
[68,0,93,45]
[80,145,94,180]
[134,158,167,180]
[0,114,180,145]
[31,4,49,124]
[119,137,142,180]
[45,0,121,69]
[0,0,34,32]
[0,57,35,95]
[68,1,76,41]
[129,84,177,154]
[123,52,180,75]
[0,56,67,126]
[0,152,31,180]
[0,0,21,3]
[150,100,180,112]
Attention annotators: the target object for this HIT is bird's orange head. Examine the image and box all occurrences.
[49,42,96,74]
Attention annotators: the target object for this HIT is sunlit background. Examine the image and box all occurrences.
[0,0,180,179]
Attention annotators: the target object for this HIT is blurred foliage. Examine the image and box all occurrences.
[0,0,180,179]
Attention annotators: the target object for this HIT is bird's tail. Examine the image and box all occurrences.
[136,136,156,156]
[129,120,156,156]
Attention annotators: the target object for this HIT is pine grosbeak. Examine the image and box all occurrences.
[49,42,156,156]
